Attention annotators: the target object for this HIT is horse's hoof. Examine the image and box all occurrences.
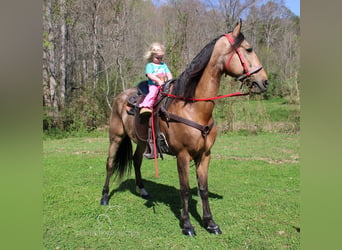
[136,187,151,200]
[100,199,108,205]
[206,226,222,235]
[100,196,109,205]
[182,228,196,236]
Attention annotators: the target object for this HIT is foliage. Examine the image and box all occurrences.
[43,82,110,138]
[43,133,299,249]
[44,93,300,139]
[213,80,300,134]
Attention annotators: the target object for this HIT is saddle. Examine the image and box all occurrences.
[126,80,175,159]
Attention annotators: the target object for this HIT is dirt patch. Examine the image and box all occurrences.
[212,154,299,164]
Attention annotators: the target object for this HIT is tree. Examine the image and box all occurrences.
[218,0,260,31]
[59,0,67,108]
[43,0,60,127]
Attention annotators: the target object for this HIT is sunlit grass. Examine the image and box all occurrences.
[43,133,299,249]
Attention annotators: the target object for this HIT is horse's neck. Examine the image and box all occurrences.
[195,43,223,100]
[195,67,221,99]
[192,66,222,120]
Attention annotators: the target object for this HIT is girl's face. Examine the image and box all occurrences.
[152,53,164,64]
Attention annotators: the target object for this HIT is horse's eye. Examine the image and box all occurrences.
[246,47,253,53]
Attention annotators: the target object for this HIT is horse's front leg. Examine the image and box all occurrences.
[196,153,222,234]
[177,152,196,236]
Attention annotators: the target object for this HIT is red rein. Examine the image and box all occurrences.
[162,91,249,101]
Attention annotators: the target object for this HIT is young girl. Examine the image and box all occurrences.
[139,42,173,115]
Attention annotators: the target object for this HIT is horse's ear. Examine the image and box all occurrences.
[232,18,242,37]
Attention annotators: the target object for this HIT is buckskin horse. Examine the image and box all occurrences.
[100,20,268,236]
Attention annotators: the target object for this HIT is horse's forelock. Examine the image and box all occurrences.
[231,32,245,50]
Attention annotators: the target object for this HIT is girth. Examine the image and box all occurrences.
[159,106,214,139]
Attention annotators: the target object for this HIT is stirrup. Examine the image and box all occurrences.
[140,107,152,115]
[144,126,156,159]
[143,144,155,159]
[143,152,155,159]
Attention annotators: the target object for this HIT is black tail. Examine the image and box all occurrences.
[112,136,133,180]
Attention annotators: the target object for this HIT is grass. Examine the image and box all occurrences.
[214,97,300,134]
[43,133,299,249]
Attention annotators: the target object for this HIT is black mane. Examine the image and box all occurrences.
[172,32,245,101]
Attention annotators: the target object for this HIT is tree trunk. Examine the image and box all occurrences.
[92,1,102,89]
[43,0,58,113]
[59,0,67,109]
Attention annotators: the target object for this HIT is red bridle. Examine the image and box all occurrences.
[224,33,263,81]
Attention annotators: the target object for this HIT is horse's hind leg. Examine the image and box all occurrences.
[100,111,126,205]
[133,142,150,199]
[100,135,122,205]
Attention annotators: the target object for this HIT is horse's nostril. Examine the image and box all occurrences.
[263,80,268,88]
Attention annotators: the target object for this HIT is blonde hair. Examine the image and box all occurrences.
[144,42,165,62]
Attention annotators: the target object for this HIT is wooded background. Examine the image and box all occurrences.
[42,0,300,133]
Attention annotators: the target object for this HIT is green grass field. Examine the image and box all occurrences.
[43,133,299,249]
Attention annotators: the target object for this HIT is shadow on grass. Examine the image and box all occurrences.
[108,179,223,228]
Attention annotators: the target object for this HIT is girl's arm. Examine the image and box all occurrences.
[146,73,164,85]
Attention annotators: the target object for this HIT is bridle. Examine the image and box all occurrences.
[224,33,263,82]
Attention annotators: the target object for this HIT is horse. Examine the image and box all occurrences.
[100,20,268,236]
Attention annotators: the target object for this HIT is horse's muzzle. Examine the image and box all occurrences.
[250,80,268,93]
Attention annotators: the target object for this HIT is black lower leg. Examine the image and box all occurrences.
[180,189,196,236]
[198,188,221,234]
[100,186,109,205]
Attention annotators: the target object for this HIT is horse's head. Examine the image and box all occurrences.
[222,20,268,94]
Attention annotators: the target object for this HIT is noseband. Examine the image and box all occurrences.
[224,33,263,82]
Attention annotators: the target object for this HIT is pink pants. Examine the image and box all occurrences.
[139,85,160,109]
